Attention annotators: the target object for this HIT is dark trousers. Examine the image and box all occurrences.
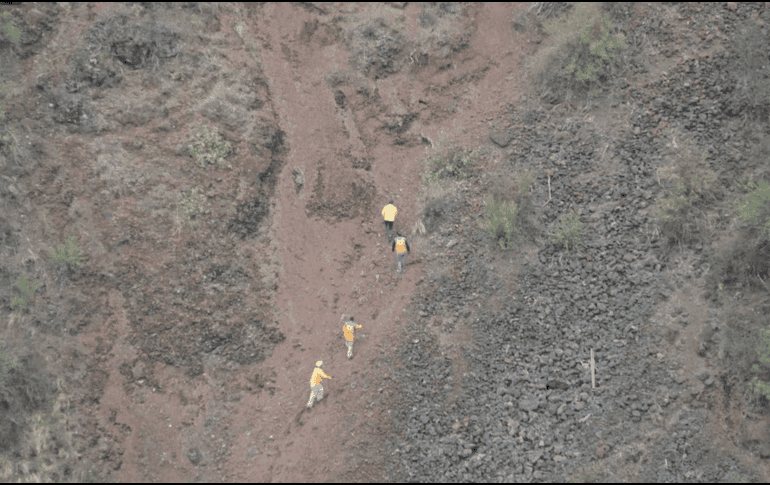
[383,220,394,240]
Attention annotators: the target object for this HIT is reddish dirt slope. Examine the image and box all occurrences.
[218,3,531,482]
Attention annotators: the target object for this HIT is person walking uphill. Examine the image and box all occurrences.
[307,361,332,409]
[342,316,363,359]
[392,231,411,276]
[382,201,397,244]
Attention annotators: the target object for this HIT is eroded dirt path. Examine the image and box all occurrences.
[222,3,530,482]
[225,4,425,482]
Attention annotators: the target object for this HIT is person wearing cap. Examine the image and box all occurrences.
[392,231,411,276]
[307,360,332,408]
[342,316,363,359]
[382,201,398,244]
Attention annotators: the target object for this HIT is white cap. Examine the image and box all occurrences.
[316,360,323,367]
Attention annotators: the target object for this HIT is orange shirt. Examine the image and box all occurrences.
[382,204,397,222]
[343,322,362,342]
[394,237,407,253]
[310,367,330,387]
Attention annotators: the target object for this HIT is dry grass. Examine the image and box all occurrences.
[0,386,92,483]
[520,3,607,85]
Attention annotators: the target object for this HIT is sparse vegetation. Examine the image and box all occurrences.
[655,129,720,254]
[47,235,84,267]
[705,175,770,300]
[187,125,233,169]
[567,466,601,483]
[423,142,479,183]
[174,187,207,232]
[0,12,21,44]
[563,11,625,85]
[726,471,750,483]
[0,347,21,384]
[535,2,626,103]
[732,177,770,243]
[10,275,37,316]
[725,22,770,122]
[0,81,7,121]
[0,403,87,483]
[550,212,585,253]
[480,196,520,250]
[749,325,770,403]
[0,125,15,159]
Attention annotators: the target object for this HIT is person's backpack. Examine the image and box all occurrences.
[395,237,407,253]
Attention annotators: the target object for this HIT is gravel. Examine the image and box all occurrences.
[382,3,769,482]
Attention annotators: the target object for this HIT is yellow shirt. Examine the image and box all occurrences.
[343,322,362,342]
[310,367,330,387]
[382,204,397,222]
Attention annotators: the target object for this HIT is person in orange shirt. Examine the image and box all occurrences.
[382,201,397,243]
[307,361,332,408]
[342,316,363,359]
[392,231,411,276]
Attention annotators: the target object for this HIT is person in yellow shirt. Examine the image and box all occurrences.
[342,316,363,359]
[382,201,397,243]
[392,231,411,276]
[307,361,332,408]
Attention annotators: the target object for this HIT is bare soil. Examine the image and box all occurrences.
[2,2,770,483]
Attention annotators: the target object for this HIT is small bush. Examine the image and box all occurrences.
[10,275,37,315]
[187,126,232,169]
[0,12,21,44]
[725,22,770,122]
[655,130,721,254]
[0,347,21,383]
[732,177,770,242]
[481,170,536,250]
[535,2,625,103]
[705,176,770,300]
[0,82,7,121]
[550,213,584,253]
[480,196,520,250]
[0,125,15,159]
[749,325,770,403]
[424,143,478,183]
[563,13,625,84]
[47,235,84,267]
[175,187,206,230]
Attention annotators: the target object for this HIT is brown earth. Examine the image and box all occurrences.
[2,2,770,483]
[0,2,534,482]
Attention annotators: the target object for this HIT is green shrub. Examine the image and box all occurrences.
[657,173,717,221]
[47,235,84,266]
[0,12,21,44]
[175,187,206,229]
[749,325,770,402]
[480,196,520,250]
[732,177,770,241]
[536,2,625,102]
[704,176,770,297]
[655,130,721,253]
[187,126,232,169]
[725,22,770,121]
[550,213,584,253]
[425,144,478,183]
[10,275,37,315]
[0,347,21,383]
[0,82,6,121]
[563,13,625,84]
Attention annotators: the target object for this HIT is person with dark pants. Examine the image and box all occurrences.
[382,201,397,244]
[392,231,411,276]
[342,316,363,359]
